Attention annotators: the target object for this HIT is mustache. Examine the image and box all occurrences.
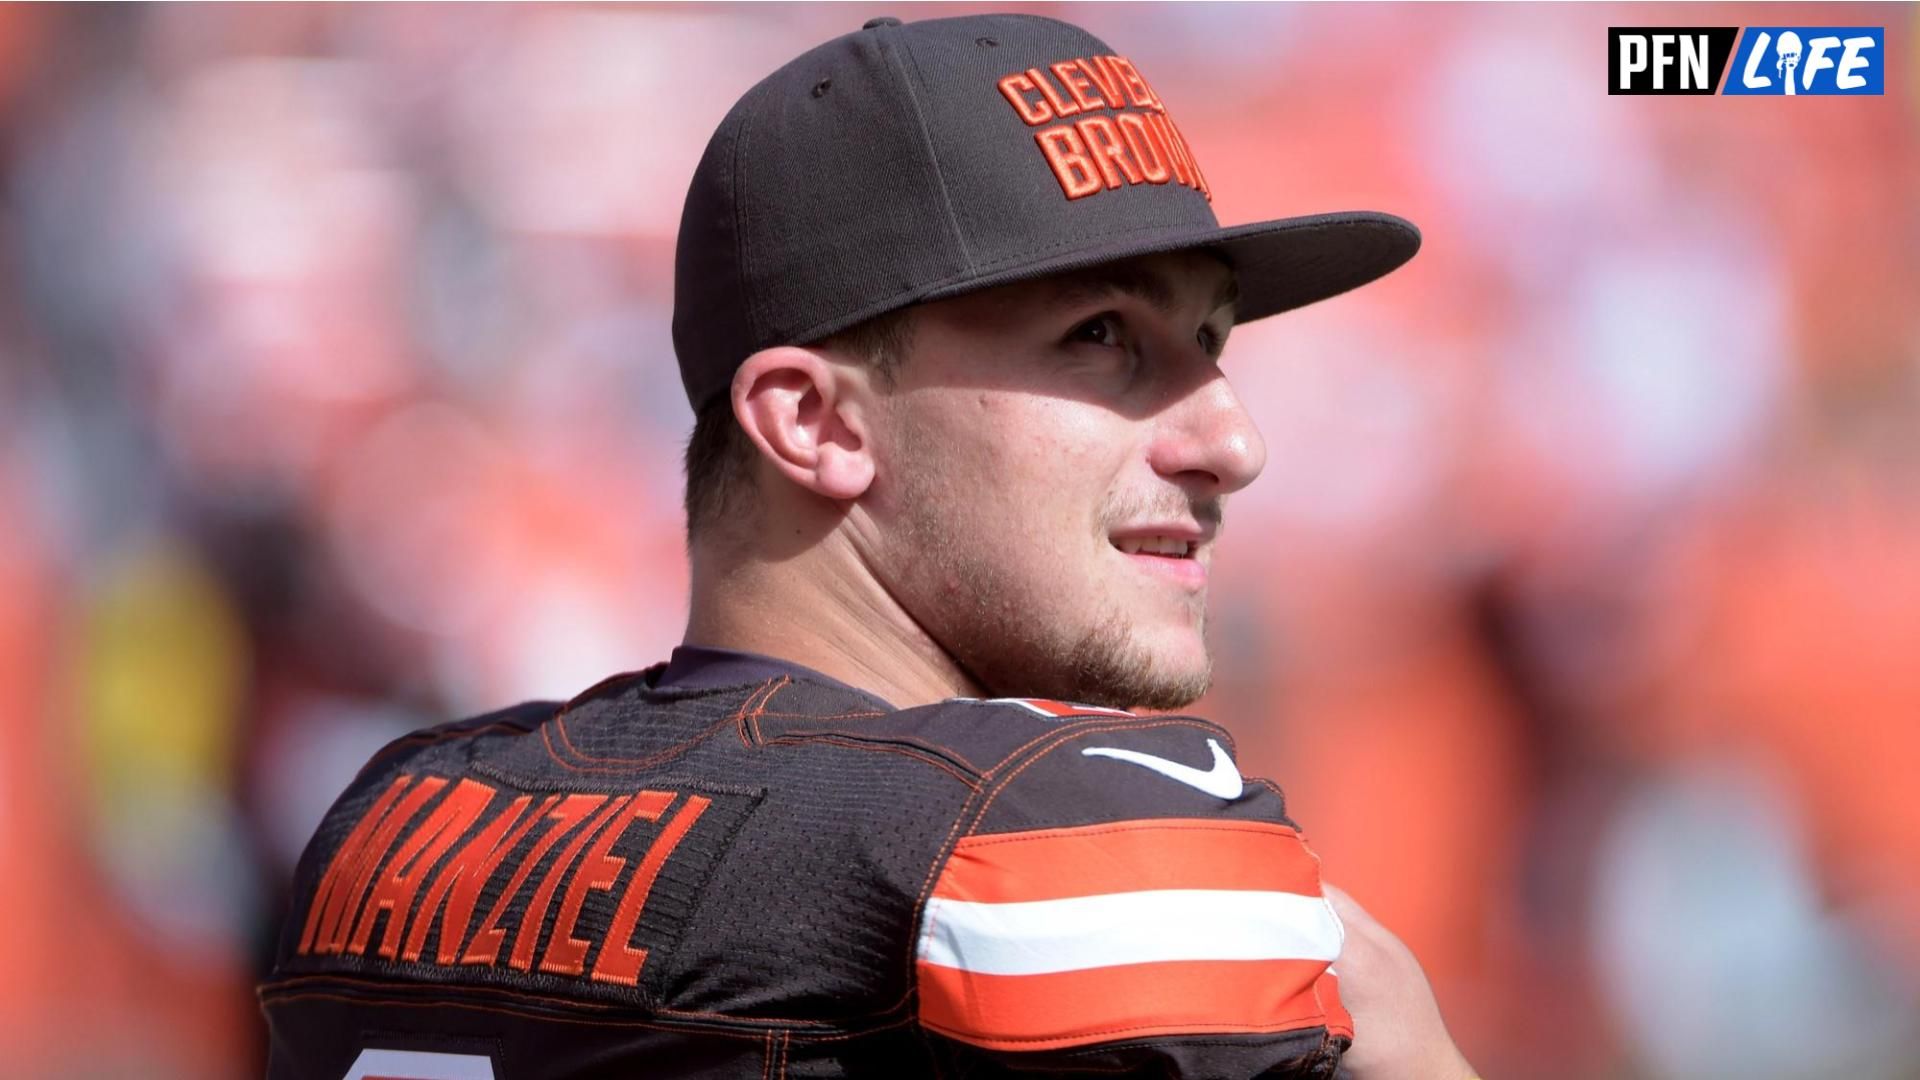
[1102,492,1225,532]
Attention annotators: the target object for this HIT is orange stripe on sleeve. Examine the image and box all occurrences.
[1316,968,1354,1040]
[932,819,1323,904]
[918,957,1335,1051]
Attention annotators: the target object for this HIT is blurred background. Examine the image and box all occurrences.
[0,3,1915,1077]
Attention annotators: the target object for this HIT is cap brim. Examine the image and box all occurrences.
[911,210,1419,329]
[1209,211,1421,324]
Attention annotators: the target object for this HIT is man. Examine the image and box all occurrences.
[263,13,1476,1079]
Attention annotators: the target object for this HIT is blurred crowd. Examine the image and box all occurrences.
[0,4,1915,1077]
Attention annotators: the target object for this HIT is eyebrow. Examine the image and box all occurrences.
[1048,260,1240,320]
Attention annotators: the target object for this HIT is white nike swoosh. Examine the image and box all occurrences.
[1080,738,1244,800]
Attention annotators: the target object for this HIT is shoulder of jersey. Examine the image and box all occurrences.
[756,692,1231,777]
[767,695,1283,820]
[878,698,1345,1058]
[353,698,563,777]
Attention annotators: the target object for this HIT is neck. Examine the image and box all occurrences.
[683,529,981,709]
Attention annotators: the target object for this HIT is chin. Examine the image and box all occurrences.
[1057,618,1213,712]
[1137,647,1214,709]
[1136,616,1212,671]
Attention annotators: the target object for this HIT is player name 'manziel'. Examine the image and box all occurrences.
[297,774,714,988]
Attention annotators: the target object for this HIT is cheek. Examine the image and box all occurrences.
[886,394,1135,558]
[993,397,1128,490]
[895,393,1057,493]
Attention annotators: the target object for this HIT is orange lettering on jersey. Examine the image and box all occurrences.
[507,794,633,971]
[1035,127,1102,200]
[349,777,498,959]
[306,775,449,956]
[299,774,412,955]
[1115,113,1171,185]
[591,794,712,986]
[996,73,1051,126]
[462,793,606,966]
[541,789,676,977]
[1026,66,1079,118]
[1051,60,1104,111]
[404,793,547,964]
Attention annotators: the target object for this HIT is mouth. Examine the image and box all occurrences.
[1111,535,1195,558]
[1109,532,1208,590]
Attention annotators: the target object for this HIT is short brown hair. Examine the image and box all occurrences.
[682,308,916,537]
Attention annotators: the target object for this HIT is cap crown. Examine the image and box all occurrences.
[672,14,1222,410]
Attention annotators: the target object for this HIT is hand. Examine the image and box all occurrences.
[1324,883,1478,1080]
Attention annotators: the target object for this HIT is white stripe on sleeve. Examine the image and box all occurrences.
[918,888,1343,976]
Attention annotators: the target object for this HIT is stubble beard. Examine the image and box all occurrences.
[891,473,1215,712]
[1052,605,1214,711]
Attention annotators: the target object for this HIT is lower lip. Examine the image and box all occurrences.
[1118,550,1208,589]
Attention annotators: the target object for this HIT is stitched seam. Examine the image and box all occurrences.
[748,708,891,748]
[737,677,790,747]
[374,721,534,751]
[955,819,1302,848]
[904,777,995,997]
[540,714,700,775]
[766,729,981,776]
[562,669,651,709]
[1252,776,1303,829]
[649,1007,915,1039]
[778,728,980,774]
[887,30,974,272]
[973,719,1230,824]
[359,720,538,778]
[922,1011,1334,1046]
[259,981,920,1035]
[1308,973,1332,1047]
[261,990,771,1039]
[260,972,619,1011]
[725,1014,917,1044]
[982,714,1230,782]
[542,679,780,772]
[761,735,980,790]
[731,101,763,344]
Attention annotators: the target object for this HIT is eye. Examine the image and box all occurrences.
[1066,312,1125,349]
[1196,315,1236,357]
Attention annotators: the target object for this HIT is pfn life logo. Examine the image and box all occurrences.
[1725,28,1883,95]
[1610,27,1884,95]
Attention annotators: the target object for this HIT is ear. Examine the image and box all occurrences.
[730,345,877,502]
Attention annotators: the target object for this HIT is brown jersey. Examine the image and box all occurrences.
[261,664,1351,1078]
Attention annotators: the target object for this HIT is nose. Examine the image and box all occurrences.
[1148,370,1267,496]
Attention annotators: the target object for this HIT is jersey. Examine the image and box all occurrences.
[260,664,1353,1079]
